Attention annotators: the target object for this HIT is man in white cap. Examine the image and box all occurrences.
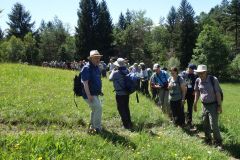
[81,50,103,134]
[193,64,223,149]
[150,63,170,116]
[109,58,133,130]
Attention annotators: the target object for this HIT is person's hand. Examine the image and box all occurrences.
[181,99,186,106]
[217,105,222,114]
[168,82,174,89]
[155,84,161,89]
[193,103,197,112]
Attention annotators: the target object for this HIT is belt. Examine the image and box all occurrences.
[202,101,217,105]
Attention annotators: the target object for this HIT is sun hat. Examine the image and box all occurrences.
[88,50,102,59]
[195,64,207,72]
[133,63,138,66]
[113,58,125,67]
[153,63,160,70]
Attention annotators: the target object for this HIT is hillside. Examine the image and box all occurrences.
[0,63,239,159]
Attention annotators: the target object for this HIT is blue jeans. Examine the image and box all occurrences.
[84,96,102,130]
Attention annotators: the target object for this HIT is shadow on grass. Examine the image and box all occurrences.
[132,119,165,132]
[223,143,240,158]
[0,118,88,129]
[182,123,240,159]
[100,129,137,150]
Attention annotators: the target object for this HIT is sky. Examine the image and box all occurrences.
[0,0,222,34]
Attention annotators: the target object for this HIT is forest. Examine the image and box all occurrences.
[0,0,239,80]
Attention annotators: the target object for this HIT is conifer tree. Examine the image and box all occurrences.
[166,6,178,56]
[96,0,113,60]
[177,0,197,69]
[75,0,99,60]
[117,12,126,30]
[7,3,35,39]
[227,0,240,53]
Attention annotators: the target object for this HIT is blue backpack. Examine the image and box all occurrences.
[120,71,139,94]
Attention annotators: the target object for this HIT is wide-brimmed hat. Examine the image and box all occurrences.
[113,58,125,67]
[195,64,207,73]
[153,63,160,70]
[88,50,103,59]
[133,63,138,66]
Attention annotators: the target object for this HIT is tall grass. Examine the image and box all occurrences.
[0,63,238,159]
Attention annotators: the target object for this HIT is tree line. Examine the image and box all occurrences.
[0,0,239,80]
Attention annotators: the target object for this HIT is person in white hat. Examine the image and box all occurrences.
[131,63,141,90]
[81,50,103,134]
[150,64,161,102]
[107,58,115,75]
[193,64,223,149]
[150,63,171,116]
[109,58,133,130]
[139,62,150,96]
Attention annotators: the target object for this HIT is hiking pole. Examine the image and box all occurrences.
[73,94,81,111]
[136,92,139,103]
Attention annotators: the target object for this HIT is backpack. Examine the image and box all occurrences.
[209,75,223,101]
[73,73,83,96]
[196,75,223,101]
[120,71,139,94]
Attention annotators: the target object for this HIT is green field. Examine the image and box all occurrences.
[0,63,239,160]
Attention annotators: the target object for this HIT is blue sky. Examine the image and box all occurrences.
[0,0,222,34]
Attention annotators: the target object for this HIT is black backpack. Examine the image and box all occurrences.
[209,75,223,101]
[73,73,83,96]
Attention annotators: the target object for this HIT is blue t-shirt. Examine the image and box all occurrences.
[152,70,169,86]
[81,62,102,99]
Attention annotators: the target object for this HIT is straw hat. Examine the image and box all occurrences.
[195,64,207,72]
[113,58,125,67]
[88,50,102,59]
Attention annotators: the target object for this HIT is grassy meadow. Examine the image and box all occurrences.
[0,63,239,159]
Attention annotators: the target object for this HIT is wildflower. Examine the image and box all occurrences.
[14,143,20,149]
[38,157,43,160]
[187,156,192,160]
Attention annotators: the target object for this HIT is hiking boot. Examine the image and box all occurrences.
[88,128,102,135]
[213,141,223,151]
[95,128,102,134]
[216,145,223,151]
[204,138,212,145]
[87,128,96,135]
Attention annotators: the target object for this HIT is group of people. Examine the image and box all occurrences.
[42,60,107,77]
[80,50,223,149]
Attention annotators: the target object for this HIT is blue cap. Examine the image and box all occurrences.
[188,64,197,70]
